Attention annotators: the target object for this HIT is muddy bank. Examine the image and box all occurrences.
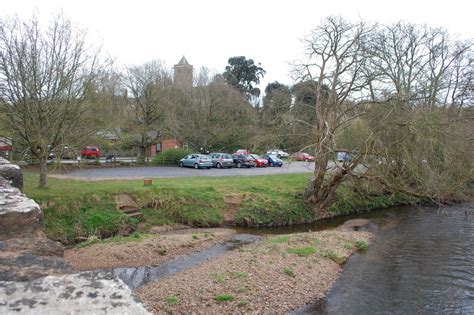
[65,228,236,271]
[137,230,372,314]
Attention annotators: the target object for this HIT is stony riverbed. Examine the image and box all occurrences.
[135,230,371,314]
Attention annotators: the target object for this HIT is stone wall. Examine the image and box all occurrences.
[0,161,151,314]
[0,177,42,239]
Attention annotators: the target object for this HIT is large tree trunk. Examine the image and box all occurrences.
[38,156,48,188]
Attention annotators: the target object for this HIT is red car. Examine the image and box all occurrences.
[81,146,101,158]
[234,149,250,155]
[248,154,268,167]
[293,152,315,162]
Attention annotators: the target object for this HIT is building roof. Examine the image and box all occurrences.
[176,56,190,66]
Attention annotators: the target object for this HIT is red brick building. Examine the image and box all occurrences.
[149,139,182,158]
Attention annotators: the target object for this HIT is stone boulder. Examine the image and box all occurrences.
[0,158,23,191]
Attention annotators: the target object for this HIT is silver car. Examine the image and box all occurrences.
[266,149,289,158]
[209,153,235,168]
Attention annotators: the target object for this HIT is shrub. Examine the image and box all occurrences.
[152,148,194,165]
[355,240,368,251]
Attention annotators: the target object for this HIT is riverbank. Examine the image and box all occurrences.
[23,170,416,245]
[65,228,236,270]
[136,229,372,314]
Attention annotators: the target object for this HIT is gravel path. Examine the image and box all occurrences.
[51,162,317,181]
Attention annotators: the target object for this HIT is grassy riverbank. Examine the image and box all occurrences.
[23,170,417,244]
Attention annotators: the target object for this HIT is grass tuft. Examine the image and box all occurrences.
[237,299,249,307]
[214,294,234,302]
[286,246,316,257]
[267,235,289,243]
[165,296,178,305]
[230,271,248,278]
[282,267,295,277]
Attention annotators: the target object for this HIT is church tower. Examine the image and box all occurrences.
[173,56,193,89]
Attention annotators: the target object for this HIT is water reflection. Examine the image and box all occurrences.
[296,203,474,314]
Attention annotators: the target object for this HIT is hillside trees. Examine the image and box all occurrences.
[258,82,292,149]
[171,76,257,152]
[0,14,106,187]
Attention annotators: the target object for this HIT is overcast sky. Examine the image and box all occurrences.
[2,0,473,89]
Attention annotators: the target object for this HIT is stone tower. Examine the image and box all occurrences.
[173,56,193,89]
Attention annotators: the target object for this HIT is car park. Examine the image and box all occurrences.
[293,152,315,162]
[265,154,283,167]
[232,154,256,168]
[179,154,212,169]
[81,146,101,158]
[247,154,269,167]
[266,149,289,159]
[209,153,235,168]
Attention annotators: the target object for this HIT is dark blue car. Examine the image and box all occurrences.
[265,154,283,167]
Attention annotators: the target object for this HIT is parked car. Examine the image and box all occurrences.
[293,152,315,162]
[233,149,250,155]
[48,145,77,160]
[232,154,256,168]
[81,146,101,159]
[179,154,212,169]
[247,154,269,167]
[209,153,235,168]
[266,149,289,159]
[265,154,283,167]
[336,151,352,162]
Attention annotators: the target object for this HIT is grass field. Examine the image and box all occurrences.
[23,171,416,245]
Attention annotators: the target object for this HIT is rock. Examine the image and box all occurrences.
[0,178,42,239]
[0,271,150,314]
[338,219,372,231]
[0,158,23,190]
[0,233,72,282]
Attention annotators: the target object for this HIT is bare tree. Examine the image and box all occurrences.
[124,60,172,160]
[362,23,474,201]
[292,17,374,215]
[0,14,104,187]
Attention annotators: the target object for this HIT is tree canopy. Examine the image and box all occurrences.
[222,56,266,97]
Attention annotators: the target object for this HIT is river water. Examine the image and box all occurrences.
[297,203,474,314]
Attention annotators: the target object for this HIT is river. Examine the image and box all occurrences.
[296,203,474,314]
